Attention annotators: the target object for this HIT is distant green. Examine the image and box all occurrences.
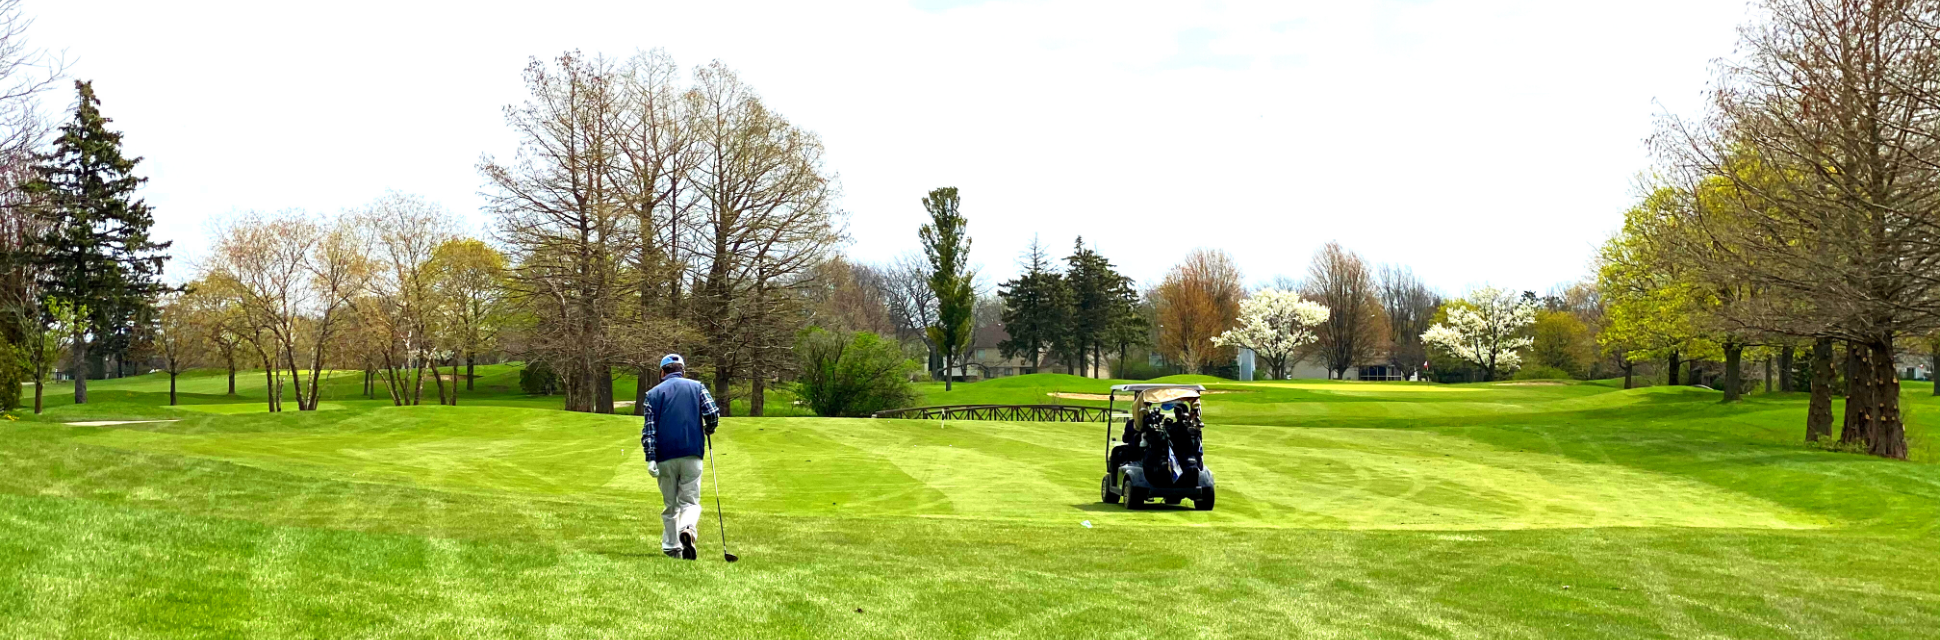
[2,370,1936,638]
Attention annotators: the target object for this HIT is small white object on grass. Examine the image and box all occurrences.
[1081,520,1092,528]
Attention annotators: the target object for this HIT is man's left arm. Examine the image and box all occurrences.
[641,402,658,462]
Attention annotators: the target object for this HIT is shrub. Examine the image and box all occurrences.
[1114,358,1182,381]
[0,339,23,411]
[518,361,560,395]
[794,329,921,417]
[1512,365,1572,381]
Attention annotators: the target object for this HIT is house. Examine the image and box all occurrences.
[945,323,1038,381]
[945,323,1113,381]
[1235,348,1397,381]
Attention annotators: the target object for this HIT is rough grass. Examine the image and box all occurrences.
[2,372,1937,638]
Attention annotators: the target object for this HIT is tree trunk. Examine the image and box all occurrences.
[1722,343,1743,402]
[284,348,309,411]
[1931,349,1938,397]
[944,351,953,391]
[1778,346,1795,392]
[429,355,450,406]
[713,366,734,418]
[1622,362,1634,389]
[227,360,237,396]
[634,365,651,416]
[1866,337,1906,459]
[1840,342,1872,447]
[1763,356,1772,394]
[380,353,404,406]
[169,372,177,406]
[304,346,328,412]
[449,359,460,406]
[1666,350,1680,386]
[383,366,403,405]
[466,353,475,390]
[32,379,42,414]
[750,374,766,417]
[263,361,279,412]
[1807,338,1834,441]
[71,339,88,405]
[595,365,613,414]
[412,361,427,406]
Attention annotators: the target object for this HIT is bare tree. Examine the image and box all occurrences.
[430,238,510,395]
[802,256,897,336]
[1377,264,1439,379]
[0,0,59,166]
[883,251,940,373]
[1657,0,1940,458]
[203,209,368,412]
[300,214,372,407]
[1302,241,1389,379]
[205,211,314,411]
[612,49,701,412]
[687,60,843,414]
[364,193,457,406]
[482,51,636,414]
[1155,248,1243,374]
[149,291,202,406]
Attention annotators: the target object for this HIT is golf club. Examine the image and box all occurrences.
[706,433,739,562]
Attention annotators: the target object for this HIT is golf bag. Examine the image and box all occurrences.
[1140,427,1183,486]
[1165,419,1204,480]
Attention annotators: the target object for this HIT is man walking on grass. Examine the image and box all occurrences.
[641,354,720,560]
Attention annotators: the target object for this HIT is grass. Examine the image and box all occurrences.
[2,371,1937,637]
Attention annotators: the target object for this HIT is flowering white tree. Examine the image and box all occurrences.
[1421,286,1536,381]
[1212,289,1330,380]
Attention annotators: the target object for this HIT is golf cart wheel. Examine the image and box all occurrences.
[1100,474,1119,504]
[1194,487,1215,511]
[1125,485,1149,510]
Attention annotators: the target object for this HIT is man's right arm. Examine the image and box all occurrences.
[699,385,721,435]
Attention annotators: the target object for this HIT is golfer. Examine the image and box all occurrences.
[640,354,720,560]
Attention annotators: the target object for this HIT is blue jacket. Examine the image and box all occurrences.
[641,372,721,463]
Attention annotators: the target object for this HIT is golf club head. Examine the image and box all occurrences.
[724,553,739,563]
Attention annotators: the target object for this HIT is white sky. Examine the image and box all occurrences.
[27,0,1748,296]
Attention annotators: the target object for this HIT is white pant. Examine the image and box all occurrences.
[656,455,705,552]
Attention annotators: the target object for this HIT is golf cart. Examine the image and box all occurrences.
[1100,384,1214,510]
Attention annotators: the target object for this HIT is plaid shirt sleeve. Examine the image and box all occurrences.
[700,387,720,417]
[640,402,657,462]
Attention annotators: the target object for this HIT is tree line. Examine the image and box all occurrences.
[1599,0,1940,459]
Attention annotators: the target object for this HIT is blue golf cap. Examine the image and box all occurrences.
[660,354,684,368]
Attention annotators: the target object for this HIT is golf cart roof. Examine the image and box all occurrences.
[1110,384,1206,392]
[1112,384,1205,405]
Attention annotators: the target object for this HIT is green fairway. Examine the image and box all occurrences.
[3,372,1938,638]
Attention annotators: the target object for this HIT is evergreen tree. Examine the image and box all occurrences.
[1062,237,1139,378]
[23,81,170,404]
[919,187,974,391]
[997,236,1068,371]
